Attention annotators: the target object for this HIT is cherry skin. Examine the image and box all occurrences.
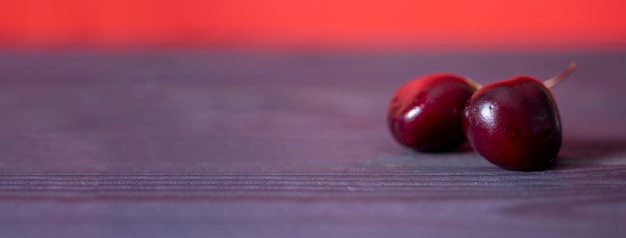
[462,64,574,171]
[388,74,478,152]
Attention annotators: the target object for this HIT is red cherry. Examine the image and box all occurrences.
[388,74,479,152]
[462,63,576,171]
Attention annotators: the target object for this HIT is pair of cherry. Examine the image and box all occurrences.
[387,63,576,171]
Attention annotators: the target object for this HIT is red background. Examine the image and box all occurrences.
[1,0,626,50]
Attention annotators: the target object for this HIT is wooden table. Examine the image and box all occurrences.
[0,51,625,237]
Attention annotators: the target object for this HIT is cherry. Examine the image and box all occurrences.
[462,63,576,171]
[388,73,479,152]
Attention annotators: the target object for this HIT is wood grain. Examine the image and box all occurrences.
[0,51,625,237]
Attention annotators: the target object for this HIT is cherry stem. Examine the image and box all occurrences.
[466,77,482,89]
[543,62,576,88]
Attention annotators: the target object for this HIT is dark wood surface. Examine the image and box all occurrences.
[0,50,625,237]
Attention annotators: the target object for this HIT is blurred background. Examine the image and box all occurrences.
[1,0,626,51]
